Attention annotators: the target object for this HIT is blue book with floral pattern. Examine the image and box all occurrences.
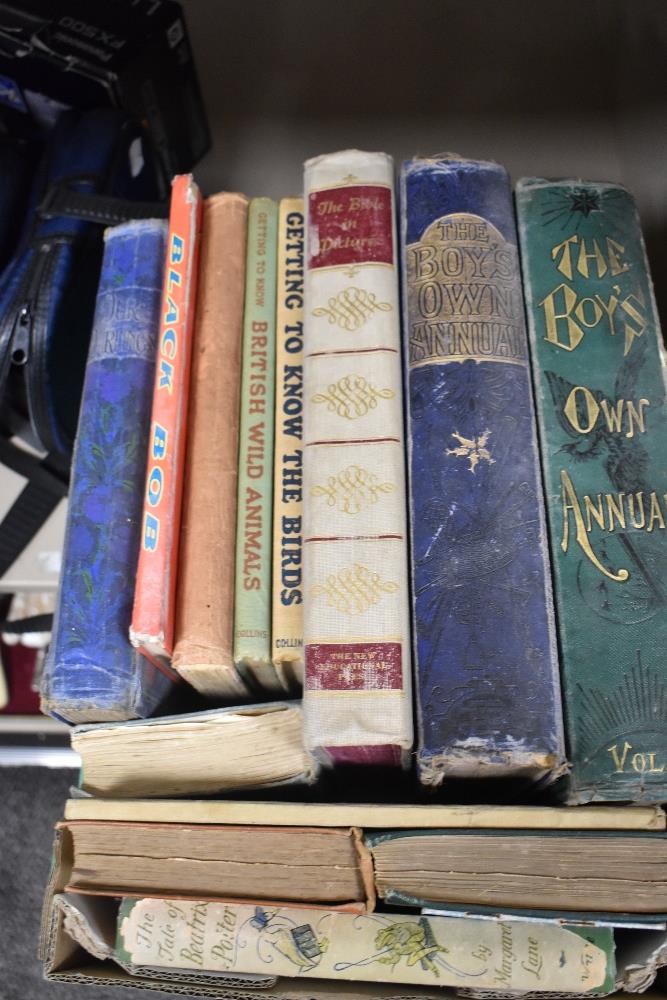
[41,219,175,723]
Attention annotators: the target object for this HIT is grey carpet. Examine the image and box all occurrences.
[0,766,185,1000]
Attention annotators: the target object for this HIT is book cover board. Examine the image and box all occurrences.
[400,156,564,787]
[41,825,446,1000]
[41,220,175,724]
[131,174,202,664]
[117,896,615,993]
[40,825,667,998]
[516,179,667,804]
[234,197,282,693]
[272,197,305,690]
[71,702,318,798]
[63,798,665,831]
[302,149,413,766]
[172,192,251,698]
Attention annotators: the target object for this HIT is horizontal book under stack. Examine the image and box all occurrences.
[37,149,667,999]
[43,798,667,995]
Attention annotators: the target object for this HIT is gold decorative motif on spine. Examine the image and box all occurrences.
[446,429,495,473]
[311,563,399,615]
[312,287,392,331]
[407,212,528,368]
[312,375,394,420]
[311,464,395,514]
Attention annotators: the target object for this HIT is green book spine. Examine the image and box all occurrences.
[233,197,282,692]
[517,179,667,803]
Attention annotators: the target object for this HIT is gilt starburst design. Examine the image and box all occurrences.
[538,184,626,231]
[446,429,495,474]
[569,188,601,216]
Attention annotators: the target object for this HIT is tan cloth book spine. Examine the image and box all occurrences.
[172,193,251,697]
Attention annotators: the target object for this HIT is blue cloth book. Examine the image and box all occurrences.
[41,219,175,723]
[399,156,565,786]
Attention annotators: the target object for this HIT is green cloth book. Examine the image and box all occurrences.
[516,179,667,803]
[365,827,667,920]
[234,197,281,693]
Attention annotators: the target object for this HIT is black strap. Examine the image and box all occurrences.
[37,184,168,226]
[0,439,68,579]
[0,184,167,577]
[0,613,53,634]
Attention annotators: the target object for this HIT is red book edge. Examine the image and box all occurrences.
[130,174,203,662]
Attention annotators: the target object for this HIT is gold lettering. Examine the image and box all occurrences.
[605,493,626,530]
[647,753,666,774]
[540,283,584,351]
[599,397,624,434]
[316,199,342,217]
[584,494,606,531]
[625,399,650,437]
[564,385,599,434]
[577,237,607,279]
[647,493,666,532]
[620,291,647,356]
[561,471,629,582]
[551,236,578,280]
[606,237,629,276]
[553,235,629,279]
[565,393,649,438]
[608,741,632,773]
[575,296,603,328]
[628,492,646,529]
[410,245,438,280]
[609,743,665,774]
[595,287,620,337]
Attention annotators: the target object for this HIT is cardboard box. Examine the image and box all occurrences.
[39,825,445,999]
[40,824,667,999]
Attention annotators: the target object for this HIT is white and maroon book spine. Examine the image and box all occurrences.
[302,150,413,765]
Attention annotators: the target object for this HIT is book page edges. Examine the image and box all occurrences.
[419,747,569,787]
[351,826,376,911]
[40,821,658,998]
[173,661,250,698]
[273,656,304,694]
[62,885,366,914]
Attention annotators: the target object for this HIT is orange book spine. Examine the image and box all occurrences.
[130,175,203,662]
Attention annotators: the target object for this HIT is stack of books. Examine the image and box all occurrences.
[37,153,667,998]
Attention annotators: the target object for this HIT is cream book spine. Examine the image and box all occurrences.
[117,898,615,992]
[303,149,413,765]
[272,198,305,690]
[64,797,667,831]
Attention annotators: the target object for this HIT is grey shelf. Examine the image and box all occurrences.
[0,745,78,767]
